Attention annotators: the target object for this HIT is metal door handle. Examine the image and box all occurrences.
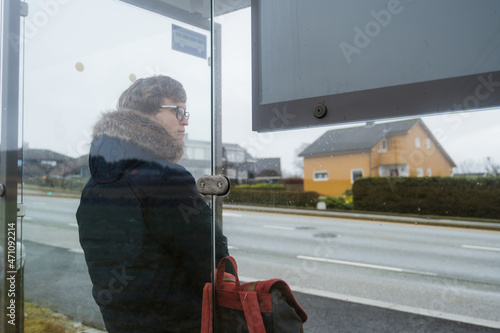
[196,175,230,196]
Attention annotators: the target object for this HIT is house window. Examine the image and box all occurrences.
[427,168,432,177]
[227,168,237,178]
[195,147,208,160]
[313,171,329,181]
[378,139,387,152]
[226,150,245,163]
[426,138,431,149]
[351,169,363,183]
[415,137,421,148]
[41,160,57,167]
[185,147,209,160]
[417,168,424,177]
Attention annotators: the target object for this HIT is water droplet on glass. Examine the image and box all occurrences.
[75,62,84,72]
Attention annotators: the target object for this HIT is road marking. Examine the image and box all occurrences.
[228,245,239,250]
[462,245,500,252]
[238,275,500,329]
[69,223,78,228]
[27,240,85,254]
[238,274,500,329]
[263,225,295,231]
[223,212,245,218]
[297,255,437,276]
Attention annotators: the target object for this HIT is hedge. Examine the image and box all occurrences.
[352,177,500,219]
[24,176,88,192]
[325,196,353,210]
[224,188,319,208]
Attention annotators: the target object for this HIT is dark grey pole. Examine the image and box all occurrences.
[1,0,23,332]
[213,22,223,230]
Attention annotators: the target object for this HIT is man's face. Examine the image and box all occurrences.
[154,98,189,143]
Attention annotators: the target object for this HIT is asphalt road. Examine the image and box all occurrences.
[222,210,500,324]
[19,195,500,332]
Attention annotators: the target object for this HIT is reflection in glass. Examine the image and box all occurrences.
[21,0,219,331]
[76,76,230,332]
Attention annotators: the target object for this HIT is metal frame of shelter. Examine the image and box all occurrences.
[3,0,498,332]
[0,1,249,331]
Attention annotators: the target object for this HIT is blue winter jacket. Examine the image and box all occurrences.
[76,109,230,333]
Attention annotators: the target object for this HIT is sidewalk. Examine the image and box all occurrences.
[19,188,81,198]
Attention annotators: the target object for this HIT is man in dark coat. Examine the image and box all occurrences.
[76,75,230,332]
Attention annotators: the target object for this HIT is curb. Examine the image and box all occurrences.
[223,204,500,231]
[19,191,500,232]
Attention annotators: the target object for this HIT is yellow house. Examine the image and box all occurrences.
[299,119,456,196]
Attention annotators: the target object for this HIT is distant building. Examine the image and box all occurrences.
[18,139,280,187]
[19,148,74,179]
[180,139,259,184]
[222,143,257,184]
[61,155,91,178]
[299,118,456,196]
[179,139,211,180]
[255,158,282,183]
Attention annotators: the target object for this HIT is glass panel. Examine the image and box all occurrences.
[1,0,25,331]
[22,1,217,331]
[216,2,500,332]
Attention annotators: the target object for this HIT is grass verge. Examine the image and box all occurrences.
[24,302,101,333]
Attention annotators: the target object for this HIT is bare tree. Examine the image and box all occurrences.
[455,159,478,174]
[485,157,500,176]
[293,143,310,172]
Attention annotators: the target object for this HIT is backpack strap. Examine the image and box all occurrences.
[216,256,240,289]
[200,283,213,333]
[239,291,266,333]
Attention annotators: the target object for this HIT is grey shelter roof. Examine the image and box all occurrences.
[299,119,420,157]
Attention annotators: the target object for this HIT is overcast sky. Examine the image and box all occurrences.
[20,0,500,176]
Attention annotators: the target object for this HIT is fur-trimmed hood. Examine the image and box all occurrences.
[89,108,184,183]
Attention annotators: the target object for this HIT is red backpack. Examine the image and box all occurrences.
[201,256,308,333]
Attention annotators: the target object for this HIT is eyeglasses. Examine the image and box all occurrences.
[159,105,190,121]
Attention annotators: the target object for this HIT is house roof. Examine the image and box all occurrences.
[20,148,72,162]
[184,138,210,147]
[53,154,89,177]
[299,118,419,157]
[223,143,245,150]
